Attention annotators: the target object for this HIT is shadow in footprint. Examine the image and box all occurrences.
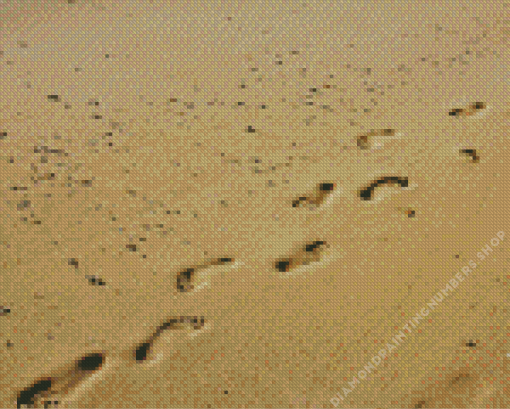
[448,102,486,117]
[16,353,106,408]
[292,182,336,209]
[176,257,234,293]
[275,240,329,273]
[76,353,104,372]
[134,316,206,362]
[358,176,409,201]
[460,149,480,163]
[357,129,396,150]
[17,378,53,409]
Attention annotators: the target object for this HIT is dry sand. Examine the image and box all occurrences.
[0,0,509,407]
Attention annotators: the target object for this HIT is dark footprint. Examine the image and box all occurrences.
[304,240,326,253]
[76,353,104,371]
[292,182,336,209]
[357,129,396,150]
[275,240,329,273]
[448,102,486,117]
[134,316,206,362]
[358,176,409,201]
[16,378,53,408]
[16,353,105,408]
[460,149,479,163]
[176,257,234,293]
[275,260,292,273]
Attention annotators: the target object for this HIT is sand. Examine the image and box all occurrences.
[0,0,509,407]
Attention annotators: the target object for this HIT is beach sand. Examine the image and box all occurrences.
[0,0,509,407]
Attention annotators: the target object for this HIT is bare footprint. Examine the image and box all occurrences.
[292,182,336,210]
[356,128,400,150]
[459,148,480,163]
[358,176,410,201]
[132,316,206,363]
[176,257,235,293]
[447,101,487,118]
[16,352,106,409]
[406,367,479,409]
[274,240,330,274]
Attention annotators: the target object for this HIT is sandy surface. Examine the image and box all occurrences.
[0,0,509,407]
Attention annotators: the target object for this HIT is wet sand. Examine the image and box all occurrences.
[0,0,509,407]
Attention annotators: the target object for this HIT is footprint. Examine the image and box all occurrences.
[448,101,487,117]
[358,176,409,201]
[292,182,336,209]
[459,148,480,163]
[16,353,106,408]
[407,367,477,409]
[133,316,206,363]
[357,129,398,150]
[274,240,330,274]
[16,378,53,409]
[176,257,234,293]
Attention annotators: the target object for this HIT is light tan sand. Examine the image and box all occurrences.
[0,0,509,407]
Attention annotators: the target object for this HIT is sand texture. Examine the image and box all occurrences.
[1,0,510,407]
